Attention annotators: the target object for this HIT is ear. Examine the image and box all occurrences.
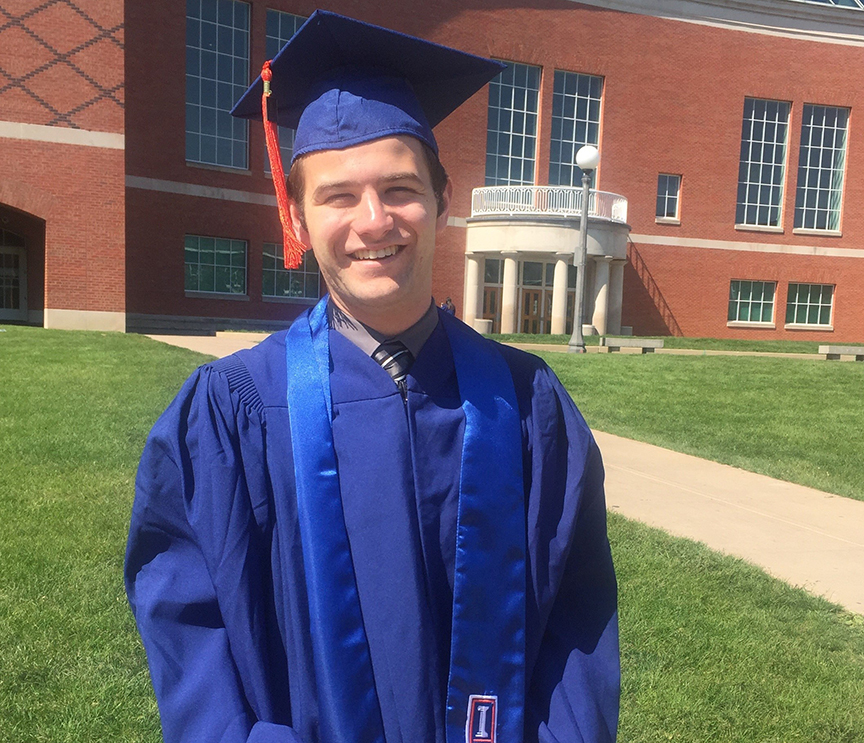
[435,178,454,233]
[288,199,312,248]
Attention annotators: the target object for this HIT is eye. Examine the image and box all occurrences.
[323,192,356,206]
[385,185,422,202]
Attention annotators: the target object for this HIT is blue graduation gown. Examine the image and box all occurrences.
[125,314,619,743]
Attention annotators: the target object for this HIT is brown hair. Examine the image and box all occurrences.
[286,140,449,228]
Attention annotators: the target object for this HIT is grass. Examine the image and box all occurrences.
[613,514,864,742]
[488,332,828,354]
[538,351,864,501]
[1,324,863,741]
[0,326,206,742]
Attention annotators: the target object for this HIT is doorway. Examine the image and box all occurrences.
[0,229,27,323]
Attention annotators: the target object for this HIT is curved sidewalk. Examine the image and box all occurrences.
[146,332,864,615]
[597,430,864,615]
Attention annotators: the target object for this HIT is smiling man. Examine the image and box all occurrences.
[290,135,449,335]
[125,11,619,743]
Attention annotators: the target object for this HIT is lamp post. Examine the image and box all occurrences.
[567,145,601,353]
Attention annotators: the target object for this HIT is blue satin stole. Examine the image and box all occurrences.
[286,297,526,743]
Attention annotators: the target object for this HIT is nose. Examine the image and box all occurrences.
[353,188,394,240]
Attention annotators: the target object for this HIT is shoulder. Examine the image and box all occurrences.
[491,339,594,447]
[201,329,289,412]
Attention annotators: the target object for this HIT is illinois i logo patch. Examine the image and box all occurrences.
[466,694,497,743]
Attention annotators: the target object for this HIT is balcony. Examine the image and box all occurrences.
[465,185,630,260]
[471,185,628,224]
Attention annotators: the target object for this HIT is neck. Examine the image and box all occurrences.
[331,296,432,337]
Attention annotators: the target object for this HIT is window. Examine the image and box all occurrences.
[794,104,849,231]
[484,258,503,285]
[736,98,790,228]
[728,280,776,323]
[656,174,681,220]
[184,235,247,294]
[485,62,541,186]
[549,71,603,187]
[785,283,833,326]
[186,0,249,169]
[265,11,306,170]
[262,243,320,299]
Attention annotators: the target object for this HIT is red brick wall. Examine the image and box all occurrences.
[0,0,125,316]
[0,140,124,313]
[624,241,864,342]
[124,0,864,339]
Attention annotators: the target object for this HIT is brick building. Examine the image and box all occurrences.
[2,0,863,341]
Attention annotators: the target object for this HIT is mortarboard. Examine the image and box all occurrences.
[230,10,504,268]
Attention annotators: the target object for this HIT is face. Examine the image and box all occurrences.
[289,135,451,334]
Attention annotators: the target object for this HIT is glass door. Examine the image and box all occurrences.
[0,229,27,322]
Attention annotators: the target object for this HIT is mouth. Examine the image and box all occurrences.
[351,245,404,261]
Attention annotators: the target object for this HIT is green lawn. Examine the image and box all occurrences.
[539,351,864,502]
[0,327,204,742]
[613,514,864,743]
[1,325,863,741]
[488,332,828,354]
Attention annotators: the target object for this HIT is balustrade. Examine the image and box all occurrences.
[471,186,628,224]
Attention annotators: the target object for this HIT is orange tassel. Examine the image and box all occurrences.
[261,61,306,270]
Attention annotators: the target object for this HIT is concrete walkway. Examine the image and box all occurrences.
[597,431,864,615]
[146,331,269,358]
[508,341,819,360]
[146,331,864,615]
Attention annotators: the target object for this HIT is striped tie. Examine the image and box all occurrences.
[372,340,414,397]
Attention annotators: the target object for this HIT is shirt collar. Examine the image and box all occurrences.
[327,299,439,359]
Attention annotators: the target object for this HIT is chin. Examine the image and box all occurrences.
[338,280,428,317]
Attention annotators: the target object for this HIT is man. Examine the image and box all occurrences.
[125,11,618,743]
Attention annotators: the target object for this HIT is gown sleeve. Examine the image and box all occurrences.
[124,364,302,743]
[522,362,620,743]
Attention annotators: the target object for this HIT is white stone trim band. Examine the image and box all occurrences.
[0,121,125,149]
[44,309,126,332]
[126,176,277,207]
[629,233,864,259]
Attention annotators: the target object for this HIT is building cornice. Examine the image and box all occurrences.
[570,0,864,47]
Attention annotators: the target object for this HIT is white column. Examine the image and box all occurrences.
[501,253,518,334]
[591,256,612,336]
[607,259,626,336]
[550,254,569,335]
[463,253,481,328]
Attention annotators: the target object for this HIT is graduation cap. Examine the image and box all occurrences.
[230,10,504,268]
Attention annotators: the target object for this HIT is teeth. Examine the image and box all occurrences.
[354,245,400,260]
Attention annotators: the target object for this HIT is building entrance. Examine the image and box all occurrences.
[0,230,27,323]
[482,257,576,335]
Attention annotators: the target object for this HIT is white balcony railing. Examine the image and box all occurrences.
[471,186,628,224]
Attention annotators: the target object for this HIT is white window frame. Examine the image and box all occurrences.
[186,0,250,169]
[549,71,603,188]
[735,98,790,231]
[784,283,834,329]
[793,104,849,234]
[656,173,682,224]
[485,61,541,186]
[727,279,776,328]
[262,243,320,301]
[184,235,248,296]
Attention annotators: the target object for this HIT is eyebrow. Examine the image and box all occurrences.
[311,172,426,200]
